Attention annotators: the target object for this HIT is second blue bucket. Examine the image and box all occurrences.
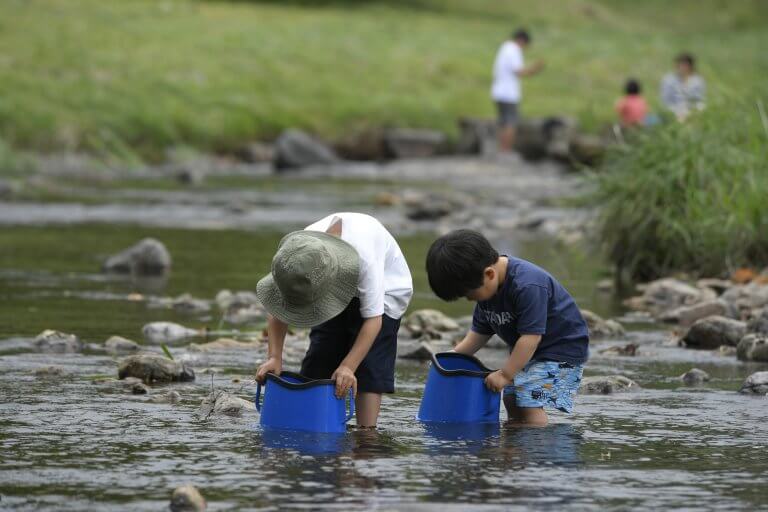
[255,371,355,433]
[417,352,501,423]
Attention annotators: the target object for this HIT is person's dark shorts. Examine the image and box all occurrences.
[496,101,519,127]
[300,298,401,394]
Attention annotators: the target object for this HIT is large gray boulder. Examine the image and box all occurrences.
[33,330,82,353]
[103,238,171,275]
[659,299,730,327]
[580,375,639,394]
[580,309,625,339]
[456,117,497,155]
[721,283,768,312]
[680,368,710,385]
[747,308,768,335]
[682,316,747,349]
[736,334,768,362]
[104,335,141,353]
[739,371,768,395]
[624,278,716,315]
[384,128,446,159]
[199,390,255,418]
[273,129,339,170]
[117,354,194,384]
[405,309,460,336]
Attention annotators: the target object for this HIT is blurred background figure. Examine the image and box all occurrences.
[615,78,648,128]
[660,52,706,121]
[491,28,544,152]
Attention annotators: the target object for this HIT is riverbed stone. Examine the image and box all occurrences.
[333,128,388,161]
[274,129,339,170]
[214,289,259,310]
[738,371,768,395]
[189,338,263,353]
[142,322,199,344]
[102,238,171,276]
[118,354,195,384]
[658,299,730,327]
[104,335,141,353]
[680,368,710,385]
[235,141,274,163]
[398,340,436,361]
[384,128,446,159]
[170,484,206,512]
[33,330,82,353]
[568,133,606,166]
[171,294,211,314]
[456,117,496,155]
[598,343,638,356]
[199,390,255,418]
[581,310,625,339]
[624,278,715,315]
[403,192,459,221]
[682,316,747,349]
[131,382,150,394]
[720,282,768,312]
[736,334,768,362]
[33,365,68,378]
[223,303,265,325]
[746,308,768,335]
[696,278,732,295]
[580,375,639,394]
[150,390,181,404]
[405,309,460,336]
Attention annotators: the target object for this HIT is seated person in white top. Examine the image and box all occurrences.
[256,212,413,428]
[660,52,706,121]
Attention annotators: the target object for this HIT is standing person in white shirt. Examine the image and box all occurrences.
[255,212,413,428]
[660,53,706,121]
[491,28,544,152]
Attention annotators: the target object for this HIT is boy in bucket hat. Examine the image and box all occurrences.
[255,212,413,428]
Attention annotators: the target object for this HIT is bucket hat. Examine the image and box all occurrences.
[257,230,360,328]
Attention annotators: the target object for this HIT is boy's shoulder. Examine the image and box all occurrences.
[507,257,552,287]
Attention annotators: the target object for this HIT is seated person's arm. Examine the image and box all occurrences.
[334,315,383,398]
[453,330,492,355]
[255,314,288,382]
[516,60,544,77]
[486,334,542,392]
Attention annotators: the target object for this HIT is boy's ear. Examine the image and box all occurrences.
[326,216,342,237]
[484,266,495,280]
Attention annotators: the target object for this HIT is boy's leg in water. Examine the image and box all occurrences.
[504,393,548,426]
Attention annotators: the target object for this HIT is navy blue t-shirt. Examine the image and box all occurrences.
[471,257,589,365]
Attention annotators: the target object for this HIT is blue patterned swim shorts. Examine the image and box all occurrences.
[503,360,584,413]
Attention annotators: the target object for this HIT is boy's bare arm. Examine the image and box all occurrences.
[333,315,383,398]
[255,314,289,382]
[485,334,542,392]
[453,330,492,355]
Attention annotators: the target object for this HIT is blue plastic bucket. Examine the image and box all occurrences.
[417,352,501,423]
[255,371,355,433]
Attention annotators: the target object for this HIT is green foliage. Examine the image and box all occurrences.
[161,344,175,361]
[594,96,768,281]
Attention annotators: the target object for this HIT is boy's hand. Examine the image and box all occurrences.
[255,356,282,384]
[332,365,357,399]
[485,370,512,393]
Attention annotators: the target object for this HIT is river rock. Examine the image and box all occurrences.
[738,371,768,395]
[33,365,68,378]
[658,299,730,327]
[333,128,388,161]
[104,335,141,353]
[151,390,181,404]
[680,368,710,385]
[544,117,578,162]
[223,304,265,325]
[696,278,732,295]
[235,141,274,163]
[118,354,195,384]
[199,390,255,418]
[131,382,150,394]
[33,330,82,353]
[171,294,211,314]
[384,128,446,159]
[746,308,768,334]
[398,340,436,361]
[0,179,14,199]
[273,129,339,170]
[720,282,768,312]
[736,334,768,362]
[580,310,625,339]
[214,289,259,310]
[568,133,605,166]
[598,343,638,357]
[403,192,462,221]
[580,375,639,394]
[682,316,747,349]
[624,278,716,315]
[718,345,737,357]
[456,117,496,155]
[189,338,262,353]
[102,238,171,276]
[142,322,200,344]
[514,118,549,160]
[405,309,460,336]
[170,484,206,512]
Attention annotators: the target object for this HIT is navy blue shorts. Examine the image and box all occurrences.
[300,298,401,394]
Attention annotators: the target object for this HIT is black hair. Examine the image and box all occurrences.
[426,230,499,301]
[676,52,695,70]
[625,78,641,95]
[512,28,531,44]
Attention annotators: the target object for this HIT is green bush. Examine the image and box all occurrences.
[594,96,768,281]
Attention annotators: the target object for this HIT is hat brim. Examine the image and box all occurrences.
[256,230,360,328]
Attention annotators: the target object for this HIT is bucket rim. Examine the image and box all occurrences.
[431,351,495,377]
[265,370,336,389]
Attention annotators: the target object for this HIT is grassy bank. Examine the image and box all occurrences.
[594,95,768,281]
[0,0,766,157]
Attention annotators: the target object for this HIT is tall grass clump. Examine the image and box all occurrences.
[594,96,768,281]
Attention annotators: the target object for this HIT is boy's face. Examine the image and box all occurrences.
[465,266,500,302]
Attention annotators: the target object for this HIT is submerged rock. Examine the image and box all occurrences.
[223,304,265,325]
[581,310,625,339]
[720,283,768,312]
[33,365,68,378]
[171,294,211,314]
[739,371,768,395]
[199,390,255,418]
[33,330,82,353]
[682,316,747,349]
[736,334,768,362]
[142,322,200,344]
[746,308,768,335]
[102,238,171,276]
[170,484,206,512]
[579,375,639,394]
[188,338,262,353]
[104,336,141,353]
[456,117,496,155]
[118,354,195,384]
[384,128,446,159]
[680,368,710,385]
[274,129,339,170]
[150,390,181,404]
[214,289,259,310]
[131,382,150,395]
[598,343,638,357]
[235,141,274,163]
[658,300,730,327]
[405,309,460,336]
[624,278,715,315]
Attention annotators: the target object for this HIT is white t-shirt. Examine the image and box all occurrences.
[305,212,413,319]
[491,41,525,103]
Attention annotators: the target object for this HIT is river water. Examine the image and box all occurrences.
[1,157,767,510]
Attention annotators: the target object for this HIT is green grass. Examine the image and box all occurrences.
[593,94,768,281]
[0,0,766,157]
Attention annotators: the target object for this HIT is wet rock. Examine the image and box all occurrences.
[175,167,204,186]
[718,345,737,357]
[214,289,259,310]
[199,390,255,418]
[373,191,400,207]
[103,238,171,276]
[405,309,460,336]
[456,117,496,155]
[682,316,747,349]
[150,390,181,404]
[384,128,446,159]
[736,334,768,362]
[142,322,200,344]
[596,279,614,293]
[189,338,262,353]
[170,484,206,512]
[746,308,768,335]
[514,118,549,160]
[658,300,730,327]
[720,283,768,313]
[235,141,274,163]
[33,330,82,353]
[274,129,339,170]
[171,294,211,314]
[580,375,639,394]
[333,128,387,161]
[545,117,578,162]
[598,343,638,357]
[624,278,716,315]
[398,340,436,361]
[33,365,68,378]
[568,133,605,166]
[738,371,768,395]
[104,336,141,353]
[581,310,625,339]
[680,368,710,385]
[223,304,265,325]
[696,278,732,295]
[118,354,195,384]
[0,179,16,199]
[402,191,464,221]
[131,382,150,394]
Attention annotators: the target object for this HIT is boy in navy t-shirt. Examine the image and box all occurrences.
[426,229,589,426]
